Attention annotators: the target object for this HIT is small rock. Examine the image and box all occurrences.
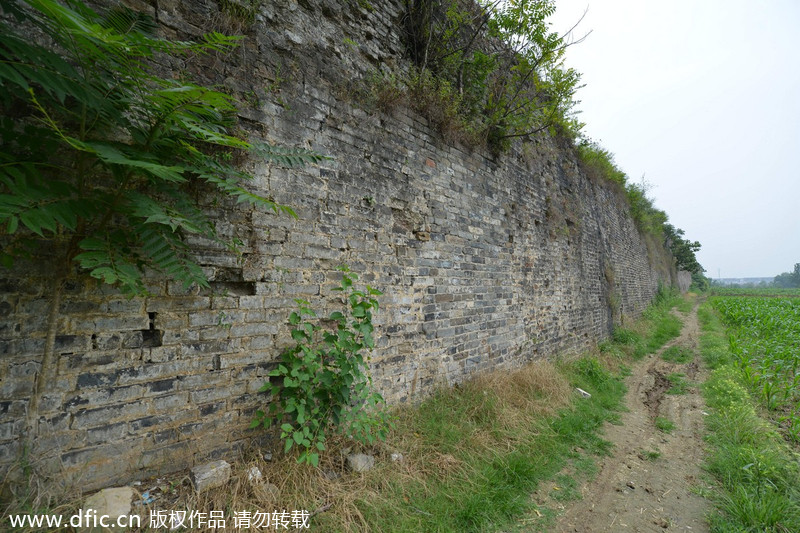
[247,466,263,483]
[390,453,404,463]
[285,31,304,45]
[626,481,636,489]
[190,460,231,492]
[346,453,375,472]
[264,452,273,461]
[82,487,134,531]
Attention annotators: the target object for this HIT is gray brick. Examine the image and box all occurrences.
[190,385,242,405]
[151,392,190,411]
[70,315,150,333]
[72,401,148,429]
[87,422,128,446]
[181,339,237,356]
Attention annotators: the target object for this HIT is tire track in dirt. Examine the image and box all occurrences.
[550,301,711,532]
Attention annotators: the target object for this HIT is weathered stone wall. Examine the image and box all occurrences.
[677,271,693,293]
[0,0,675,492]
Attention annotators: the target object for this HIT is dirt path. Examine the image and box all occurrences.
[550,301,712,532]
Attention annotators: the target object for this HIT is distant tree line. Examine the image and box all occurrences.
[774,263,800,288]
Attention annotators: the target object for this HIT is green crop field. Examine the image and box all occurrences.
[710,287,800,297]
[711,295,800,442]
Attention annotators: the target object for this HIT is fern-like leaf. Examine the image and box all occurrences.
[101,6,157,37]
[251,142,331,167]
[137,226,208,290]
[74,234,147,295]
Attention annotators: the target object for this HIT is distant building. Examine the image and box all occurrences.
[713,277,774,286]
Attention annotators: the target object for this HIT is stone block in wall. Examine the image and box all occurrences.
[677,270,692,293]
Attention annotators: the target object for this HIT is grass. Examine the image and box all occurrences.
[675,296,694,314]
[341,356,625,532]
[698,301,800,532]
[572,454,599,478]
[639,449,661,461]
[666,372,690,395]
[661,345,694,364]
[655,417,675,433]
[549,474,580,502]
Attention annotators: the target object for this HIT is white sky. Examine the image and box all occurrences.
[549,0,800,279]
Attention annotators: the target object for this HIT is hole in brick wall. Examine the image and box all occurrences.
[213,267,244,282]
[142,329,163,348]
[209,281,257,296]
[142,312,163,348]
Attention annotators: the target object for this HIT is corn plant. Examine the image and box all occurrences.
[712,295,800,442]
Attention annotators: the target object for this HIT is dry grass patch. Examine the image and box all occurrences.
[472,361,572,416]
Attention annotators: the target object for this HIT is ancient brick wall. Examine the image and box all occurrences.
[0,0,675,491]
[677,271,693,293]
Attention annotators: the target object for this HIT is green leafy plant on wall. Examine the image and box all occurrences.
[216,0,261,25]
[400,0,584,153]
[0,0,325,437]
[252,267,391,466]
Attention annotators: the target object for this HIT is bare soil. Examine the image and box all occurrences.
[538,303,712,532]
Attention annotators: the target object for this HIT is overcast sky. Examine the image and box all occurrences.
[549,1,800,279]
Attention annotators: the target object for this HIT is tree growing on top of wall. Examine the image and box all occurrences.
[663,224,703,274]
[401,0,585,152]
[0,0,324,437]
